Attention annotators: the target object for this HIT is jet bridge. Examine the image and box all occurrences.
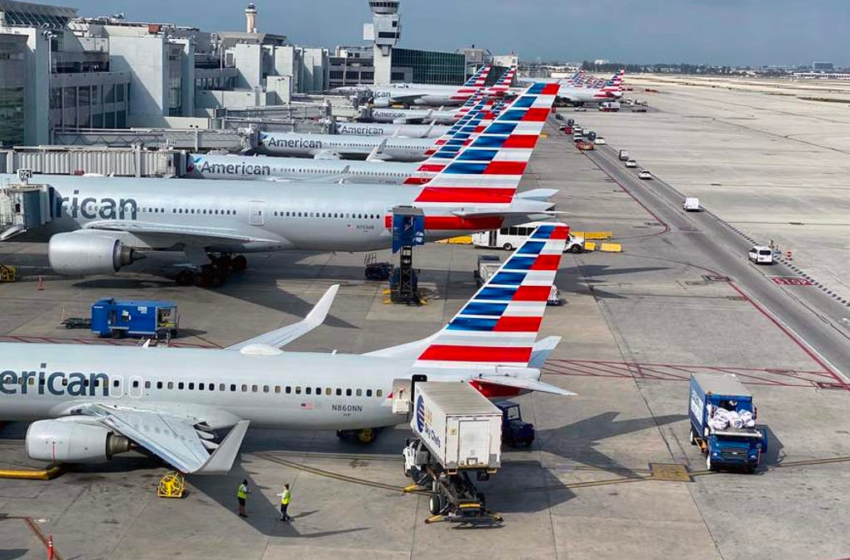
[0,172,55,241]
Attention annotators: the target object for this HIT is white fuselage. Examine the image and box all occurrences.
[334,122,450,138]
[185,153,421,185]
[365,108,460,125]
[4,174,547,252]
[0,343,450,430]
[372,86,471,107]
[256,132,433,162]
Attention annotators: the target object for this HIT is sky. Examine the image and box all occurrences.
[65,0,850,67]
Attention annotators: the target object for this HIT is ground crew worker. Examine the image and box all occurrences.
[276,483,292,522]
[237,479,251,518]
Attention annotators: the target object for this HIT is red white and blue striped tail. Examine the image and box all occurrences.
[489,66,517,93]
[412,82,561,207]
[414,223,569,369]
[464,64,491,88]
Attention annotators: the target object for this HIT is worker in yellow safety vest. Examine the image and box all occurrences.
[237,479,251,518]
[276,483,292,522]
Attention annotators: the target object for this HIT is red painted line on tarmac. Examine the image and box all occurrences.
[725,281,850,392]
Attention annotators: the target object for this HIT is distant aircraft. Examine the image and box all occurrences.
[519,69,625,104]
[0,84,560,286]
[334,121,450,138]
[371,64,492,107]
[0,223,574,475]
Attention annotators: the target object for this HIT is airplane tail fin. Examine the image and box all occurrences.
[367,224,568,369]
[490,65,517,93]
[411,83,560,207]
[463,64,491,88]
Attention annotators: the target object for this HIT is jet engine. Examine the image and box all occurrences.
[372,97,391,108]
[48,232,140,275]
[26,420,132,463]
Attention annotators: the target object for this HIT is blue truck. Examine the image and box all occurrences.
[689,373,767,473]
[91,299,179,339]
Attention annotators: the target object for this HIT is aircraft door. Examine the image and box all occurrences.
[489,230,497,247]
[249,201,265,226]
[110,375,124,398]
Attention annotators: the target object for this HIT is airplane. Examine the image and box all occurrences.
[518,69,624,104]
[0,222,574,475]
[255,91,503,160]
[186,96,505,184]
[0,84,561,287]
[334,121,450,139]
[371,64,491,108]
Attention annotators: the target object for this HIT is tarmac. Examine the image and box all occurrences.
[2,83,850,559]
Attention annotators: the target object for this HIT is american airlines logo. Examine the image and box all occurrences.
[0,366,110,397]
[260,134,323,150]
[55,190,138,221]
[338,125,386,136]
[415,395,441,449]
[193,158,271,176]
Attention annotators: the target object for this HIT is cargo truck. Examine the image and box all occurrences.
[90,299,179,339]
[689,373,767,473]
[403,382,504,524]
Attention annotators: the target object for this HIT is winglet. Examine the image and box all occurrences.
[195,420,250,475]
[366,139,388,162]
[226,285,340,351]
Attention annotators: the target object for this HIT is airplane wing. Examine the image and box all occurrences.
[84,403,250,475]
[84,221,282,245]
[386,93,426,105]
[475,375,577,397]
[226,284,339,351]
[265,166,353,184]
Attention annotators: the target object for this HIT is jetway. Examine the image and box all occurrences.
[0,174,54,241]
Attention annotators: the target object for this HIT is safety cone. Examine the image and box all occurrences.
[47,534,54,560]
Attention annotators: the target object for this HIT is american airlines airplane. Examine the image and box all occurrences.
[0,84,561,287]
[255,130,434,161]
[0,223,573,475]
[519,70,625,104]
[371,64,492,108]
[186,98,500,184]
[334,121,449,138]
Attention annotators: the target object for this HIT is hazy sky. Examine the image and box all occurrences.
[65,0,850,66]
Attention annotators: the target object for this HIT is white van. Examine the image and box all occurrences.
[472,222,585,253]
[683,198,700,211]
[748,246,774,265]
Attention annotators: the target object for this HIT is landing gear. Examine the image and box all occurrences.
[336,427,382,444]
[173,253,247,287]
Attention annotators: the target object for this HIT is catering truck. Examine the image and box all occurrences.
[688,373,767,473]
[403,382,504,523]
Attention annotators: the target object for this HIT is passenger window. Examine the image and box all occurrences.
[376,389,383,397]
[366,389,372,397]
[157,381,163,389]
[198,383,204,390]
[356,389,362,397]
[336,388,342,396]
[241,384,247,392]
[209,383,214,391]
[346,389,352,396]
[219,383,226,391]
[286,386,292,394]
[144,381,150,389]
[189,383,195,390]
[263,385,269,393]
[316,387,321,395]
[306,387,312,395]
[325,388,332,396]
[113,380,120,388]
[252,385,258,392]
[178,382,184,390]
[230,384,236,392]
[133,380,140,388]
[167,382,174,390]
[296,386,302,394]
[275,386,281,394]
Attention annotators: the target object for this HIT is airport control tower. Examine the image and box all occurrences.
[364,0,401,85]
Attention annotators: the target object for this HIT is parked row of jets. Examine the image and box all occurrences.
[0,68,624,476]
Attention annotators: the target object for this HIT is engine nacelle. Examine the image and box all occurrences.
[48,232,138,275]
[372,97,391,108]
[26,420,131,463]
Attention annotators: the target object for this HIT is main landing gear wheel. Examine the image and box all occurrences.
[232,255,248,271]
[358,428,375,444]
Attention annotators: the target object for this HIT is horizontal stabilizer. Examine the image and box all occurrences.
[477,375,576,397]
[517,189,559,202]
